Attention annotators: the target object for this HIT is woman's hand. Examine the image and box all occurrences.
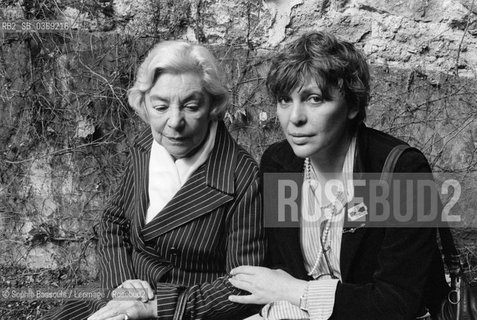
[87,279,157,320]
[228,266,307,306]
[87,298,157,320]
[113,279,155,303]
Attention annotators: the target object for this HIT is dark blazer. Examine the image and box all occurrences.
[261,124,448,320]
[97,121,266,319]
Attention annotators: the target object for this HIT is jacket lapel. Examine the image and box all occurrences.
[141,121,235,242]
[340,200,368,280]
[127,129,153,252]
[269,140,305,173]
[268,142,307,272]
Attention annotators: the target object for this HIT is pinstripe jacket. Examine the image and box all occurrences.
[97,121,266,319]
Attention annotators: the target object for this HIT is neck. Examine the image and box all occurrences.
[310,131,352,175]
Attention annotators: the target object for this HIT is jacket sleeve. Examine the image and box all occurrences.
[97,154,136,290]
[259,142,309,279]
[332,228,437,320]
[155,157,266,319]
[331,148,443,320]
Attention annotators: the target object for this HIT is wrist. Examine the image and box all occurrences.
[299,282,309,311]
[146,297,158,318]
[286,279,308,307]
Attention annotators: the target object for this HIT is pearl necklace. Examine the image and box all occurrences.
[304,157,345,278]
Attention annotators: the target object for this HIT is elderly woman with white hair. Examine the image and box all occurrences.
[43,40,265,320]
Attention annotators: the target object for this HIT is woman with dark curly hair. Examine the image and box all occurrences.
[229,31,448,320]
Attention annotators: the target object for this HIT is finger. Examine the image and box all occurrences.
[100,315,128,320]
[112,287,138,302]
[123,280,152,302]
[120,281,147,302]
[88,307,129,320]
[228,294,261,304]
[102,315,128,320]
[88,307,116,320]
[88,305,112,320]
[228,277,253,292]
[121,280,144,293]
[230,266,264,275]
[132,281,148,302]
[132,280,154,300]
[141,281,155,300]
[230,273,254,283]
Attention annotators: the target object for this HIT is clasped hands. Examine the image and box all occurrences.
[228,266,307,307]
[87,267,306,319]
[87,279,157,320]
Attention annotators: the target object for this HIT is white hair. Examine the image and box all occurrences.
[128,40,229,122]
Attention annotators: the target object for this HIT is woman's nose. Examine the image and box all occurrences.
[289,102,307,125]
[167,109,185,130]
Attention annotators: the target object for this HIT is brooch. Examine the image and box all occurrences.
[347,202,368,222]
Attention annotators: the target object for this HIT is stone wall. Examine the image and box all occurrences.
[0,0,476,278]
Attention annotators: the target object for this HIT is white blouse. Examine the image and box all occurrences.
[261,135,357,320]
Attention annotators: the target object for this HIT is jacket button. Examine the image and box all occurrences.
[169,247,179,256]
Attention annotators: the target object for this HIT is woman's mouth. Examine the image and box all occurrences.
[289,133,313,145]
[164,135,188,143]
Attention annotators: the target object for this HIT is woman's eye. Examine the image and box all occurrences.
[152,105,168,112]
[307,95,323,104]
[185,103,200,111]
[277,96,291,104]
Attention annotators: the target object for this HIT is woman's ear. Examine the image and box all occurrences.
[139,97,151,123]
[207,93,226,121]
[347,105,359,120]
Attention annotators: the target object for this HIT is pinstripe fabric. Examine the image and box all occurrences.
[42,299,107,320]
[146,121,218,224]
[261,301,308,319]
[42,121,265,320]
[301,136,356,282]
[260,137,356,320]
[298,137,355,320]
[305,281,339,320]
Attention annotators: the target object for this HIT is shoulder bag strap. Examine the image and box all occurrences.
[380,144,413,182]
[381,145,461,279]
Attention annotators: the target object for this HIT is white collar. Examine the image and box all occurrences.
[145,121,218,224]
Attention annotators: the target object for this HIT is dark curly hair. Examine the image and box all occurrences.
[266,31,370,130]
